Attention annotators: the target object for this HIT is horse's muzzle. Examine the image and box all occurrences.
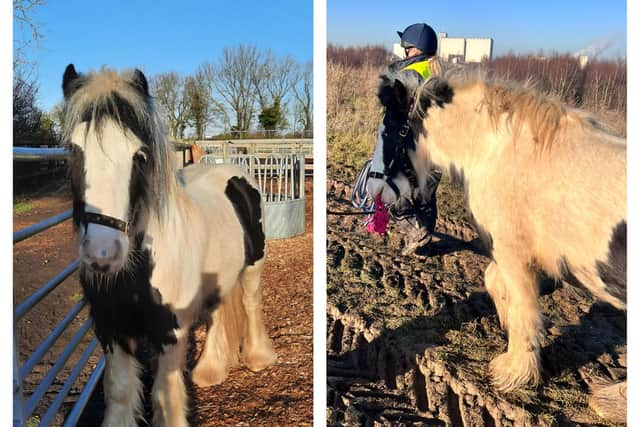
[80,223,129,274]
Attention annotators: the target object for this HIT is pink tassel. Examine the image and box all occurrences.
[366,194,389,234]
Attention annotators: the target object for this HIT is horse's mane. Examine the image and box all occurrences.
[63,67,175,218]
[417,67,610,152]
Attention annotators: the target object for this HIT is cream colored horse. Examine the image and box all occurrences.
[379,69,626,421]
[63,65,276,427]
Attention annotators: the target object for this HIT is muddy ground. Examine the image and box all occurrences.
[326,175,625,427]
[14,180,313,426]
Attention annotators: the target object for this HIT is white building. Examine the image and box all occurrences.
[438,32,493,63]
[393,32,493,63]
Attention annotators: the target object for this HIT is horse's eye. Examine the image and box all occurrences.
[134,151,148,163]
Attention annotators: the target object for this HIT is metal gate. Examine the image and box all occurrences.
[199,150,307,239]
[13,146,105,427]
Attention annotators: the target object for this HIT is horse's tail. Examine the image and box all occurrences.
[217,281,246,367]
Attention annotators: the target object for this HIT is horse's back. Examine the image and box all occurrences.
[178,164,266,293]
[179,163,261,210]
[179,163,258,191]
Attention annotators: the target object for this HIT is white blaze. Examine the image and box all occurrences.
[71,119,142,272]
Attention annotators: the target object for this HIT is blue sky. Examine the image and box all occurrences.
[328,1,626,60]
[19,0,313,111]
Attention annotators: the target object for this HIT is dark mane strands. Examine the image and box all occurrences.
[62,66,176,222]
[62,67,154,151]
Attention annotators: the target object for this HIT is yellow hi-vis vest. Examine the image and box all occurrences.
[401,58,441,80]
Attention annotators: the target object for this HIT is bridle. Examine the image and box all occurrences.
[380,115,419,199]
[82,212,130,234]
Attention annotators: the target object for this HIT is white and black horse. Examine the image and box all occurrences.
[63,65,276,427]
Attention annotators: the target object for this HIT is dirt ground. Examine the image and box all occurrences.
[13,180,313,426]
[326,174,626,427]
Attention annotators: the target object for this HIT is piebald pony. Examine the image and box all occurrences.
[63,65,275,427]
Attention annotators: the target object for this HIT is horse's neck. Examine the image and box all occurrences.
[145,171,191,246]
[422,88,489,179]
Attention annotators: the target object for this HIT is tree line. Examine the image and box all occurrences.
[486,53,626,114]
[327,43,626,115]
[327,44,390,68]
[151,45,313,140]
[13,0,59,147]
[13,0,312,147]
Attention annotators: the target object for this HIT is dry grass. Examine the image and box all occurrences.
[327,61,384,181]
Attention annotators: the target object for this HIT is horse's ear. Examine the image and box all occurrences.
[130,69,150,97]
[419,77,454,112]
[426,77,454,105]
[62,64,80,98]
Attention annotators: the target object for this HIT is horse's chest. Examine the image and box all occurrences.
[80,247,179,354]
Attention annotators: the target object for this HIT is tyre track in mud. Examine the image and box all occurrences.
[326,179,626,426]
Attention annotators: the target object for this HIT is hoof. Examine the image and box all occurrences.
[490,350,541,392]
[589,380,626,424]
[191,362,228,388]
[244,342,277,372]
[152,417,189,427]
[152,413,189,427]
[102,415,138,427]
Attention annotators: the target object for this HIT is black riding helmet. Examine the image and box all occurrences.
[397,23,438,56]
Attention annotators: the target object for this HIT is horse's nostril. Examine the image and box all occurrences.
[90,262,110,273]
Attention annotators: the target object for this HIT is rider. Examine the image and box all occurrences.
[361,22,444,255]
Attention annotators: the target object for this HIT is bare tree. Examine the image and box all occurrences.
[253,51,299,131]
[151,72,189,139]
[184,75,209,139]
[13,0,48,146]
[255,52,299,105]
[184,72,229,139]
[14,0,45,75]
[50,101,65,134]
[201,45,261,134]
[14,76,57,146]
[192,64,231,135]
[252,50,273,111]
[293,61,313,133]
